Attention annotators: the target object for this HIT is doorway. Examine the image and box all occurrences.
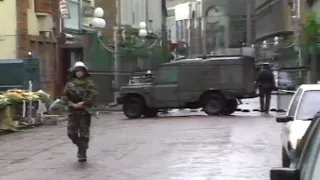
[58,48,83,95]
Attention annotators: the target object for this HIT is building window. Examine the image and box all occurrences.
[34,0,52,14]
[64,0,80,30]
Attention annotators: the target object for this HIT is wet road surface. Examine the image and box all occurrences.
[0,98,283,180]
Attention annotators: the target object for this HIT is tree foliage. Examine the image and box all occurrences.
[118,25,160,57]
[301,12,320,48]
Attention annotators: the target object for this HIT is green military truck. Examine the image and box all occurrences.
[117,55,257,119]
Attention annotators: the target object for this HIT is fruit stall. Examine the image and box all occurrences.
[0,89,52,131]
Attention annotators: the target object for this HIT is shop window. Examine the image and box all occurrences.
[64,0,80,30]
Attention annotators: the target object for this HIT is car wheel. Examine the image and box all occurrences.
[143,108,158,118]
[222,99,238,115]
[123,97,144,119]
[203,94,225,115]
[282,147,291,167]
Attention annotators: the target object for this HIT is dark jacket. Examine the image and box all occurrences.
[256,69,276,89]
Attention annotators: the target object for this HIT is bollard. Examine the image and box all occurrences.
[27,80,34,124]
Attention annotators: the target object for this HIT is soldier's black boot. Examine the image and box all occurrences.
[77,138,89,162]
[78,149,87,162]
[77,146,87,162]
[78,149,86,162]
[77,147,81,158]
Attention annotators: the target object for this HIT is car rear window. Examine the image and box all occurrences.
[296,91,320,120]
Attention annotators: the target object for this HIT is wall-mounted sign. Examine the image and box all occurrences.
[59,0,70,19]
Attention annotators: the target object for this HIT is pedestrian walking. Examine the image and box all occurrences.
[255,63,276,113]
[61,61,98,162]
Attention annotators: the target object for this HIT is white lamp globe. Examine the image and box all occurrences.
[92,17,106,28]
[139,21,147,29]
[94,7,104,18]
[92,18,100,28]
[139,29,148,37]
[98,18,106,28]
[274,36,279,41]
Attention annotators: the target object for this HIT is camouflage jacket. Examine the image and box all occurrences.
[61,78,98,110]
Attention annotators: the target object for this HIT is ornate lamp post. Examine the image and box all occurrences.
[91,7,160,104]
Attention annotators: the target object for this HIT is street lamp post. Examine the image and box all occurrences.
[92,7,157,104]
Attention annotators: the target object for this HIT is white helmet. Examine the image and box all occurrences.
[71,61,88,71]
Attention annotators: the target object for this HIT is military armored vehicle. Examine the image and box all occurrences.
[117,55,257,119]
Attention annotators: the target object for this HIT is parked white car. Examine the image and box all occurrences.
[276,84,320,167]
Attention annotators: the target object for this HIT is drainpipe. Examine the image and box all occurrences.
[145,0,149,31]
[188,3,192,57]
[246,0,252,45]
[161,0,168,64]
[310,47,317,83]
[113,0,121,104]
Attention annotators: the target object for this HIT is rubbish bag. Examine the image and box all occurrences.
[37,90,50,98]
[36,90,53,105]
[48,99,66,115]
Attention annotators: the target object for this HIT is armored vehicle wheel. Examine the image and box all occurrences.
[143,108,158,118]
[123,97,144,119]
[203,94,225,115]
[222,99,238,115]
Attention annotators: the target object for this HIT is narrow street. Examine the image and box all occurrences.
[0,97,283,180]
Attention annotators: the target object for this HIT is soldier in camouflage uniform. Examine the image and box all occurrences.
[61,61,98,162]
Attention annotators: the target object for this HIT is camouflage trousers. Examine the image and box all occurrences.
[67,111,91,149]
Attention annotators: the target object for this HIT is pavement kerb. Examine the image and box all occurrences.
[0,129,14,136]
[0,123,42,136]
[0,116,68,136]
[0,112,120,136]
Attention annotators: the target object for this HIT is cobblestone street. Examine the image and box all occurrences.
[0,97,283,180]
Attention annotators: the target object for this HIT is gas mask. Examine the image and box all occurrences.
[75,70,84,78]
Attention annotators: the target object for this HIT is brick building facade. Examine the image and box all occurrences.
[16,0,59,95]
